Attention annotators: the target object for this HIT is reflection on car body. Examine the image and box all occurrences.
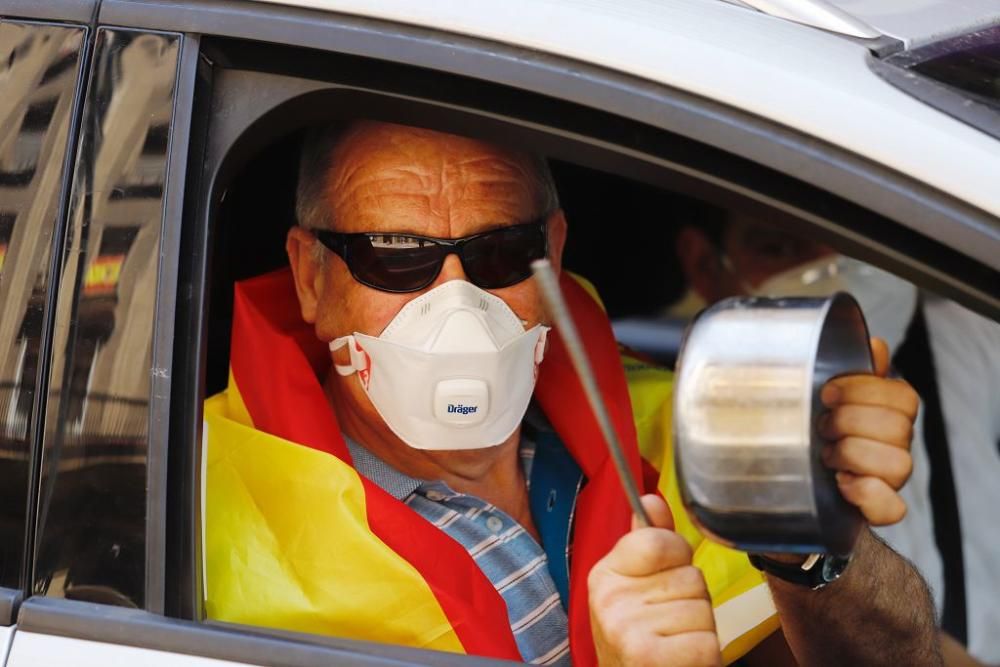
[0,20,85,592]
[31,28,179,610]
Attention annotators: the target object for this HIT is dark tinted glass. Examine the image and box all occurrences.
[913,36,1000,105]
[462,223,546,288]
[0,21,85,591]
[339,224,545,292]
[875,25,1000,141]
[32,29,179,609]
[350,234,444,292]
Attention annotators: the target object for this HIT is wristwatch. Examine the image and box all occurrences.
[748,553,851,590]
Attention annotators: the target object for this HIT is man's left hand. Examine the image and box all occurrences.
[818,337,919,526]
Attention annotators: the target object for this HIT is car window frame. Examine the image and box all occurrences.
[0,0,97,24]
[0,588,21,626]
[172,20,999,660]
[13,596,516,667]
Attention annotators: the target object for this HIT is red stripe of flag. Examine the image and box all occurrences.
[229,269,520,659]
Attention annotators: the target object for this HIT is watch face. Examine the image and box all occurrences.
[821,554,851,583]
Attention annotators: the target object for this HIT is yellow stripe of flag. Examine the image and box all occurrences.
[203,385,466,653]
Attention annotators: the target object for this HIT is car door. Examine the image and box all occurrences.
[0,2,214,665]
[0,4,251,666]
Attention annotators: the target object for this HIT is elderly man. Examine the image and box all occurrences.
[203,121,938,666]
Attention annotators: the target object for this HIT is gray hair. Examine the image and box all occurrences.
[295,122,560,246]
[296,124,346,234]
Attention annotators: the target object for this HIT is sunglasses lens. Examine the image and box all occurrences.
[463,224,546,289]
[348,234,443,292]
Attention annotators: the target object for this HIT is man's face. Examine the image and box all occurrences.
[678,215,833,304]
[288,120,566,354]
[722,218,833,289]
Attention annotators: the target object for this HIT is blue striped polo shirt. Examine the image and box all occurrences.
[346,433,574,666]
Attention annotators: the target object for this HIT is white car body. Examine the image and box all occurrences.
[249,0,1000,245]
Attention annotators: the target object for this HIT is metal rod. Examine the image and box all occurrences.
[532,259,651,527]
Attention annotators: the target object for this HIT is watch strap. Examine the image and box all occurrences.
[749,553,850,590]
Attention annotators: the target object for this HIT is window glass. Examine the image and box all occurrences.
[911,28,1000,106]
[32,28,179,608]
[0,20,85,591]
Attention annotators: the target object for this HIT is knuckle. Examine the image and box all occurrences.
[588,567,619,610]
[893,453,914,487]
[830,406,851,433]
[872,500,907,526]
[674,566,708,596]
[858,475,884,496]
[629,531,665,570]
[669,632,721,667]
[690,632,720,665]
[696,598,716,621]
[843,476,878,506]
[677,599,716,630]
[587,562,608,592]
[621,628,655,664]
[667,531,694,563]
[837,436,861,461]
[895,412,914,442]
[646,528,692,567]
[602,610,631,645]
[691,634,723,665]
[898,381,921,414]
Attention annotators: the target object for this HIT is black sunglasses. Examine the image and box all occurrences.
[310,220,548,293]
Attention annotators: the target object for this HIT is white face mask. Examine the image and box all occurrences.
[749,255,918,353]
[330,280,549,451]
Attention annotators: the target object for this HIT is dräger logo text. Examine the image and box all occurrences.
[447,404,479,415]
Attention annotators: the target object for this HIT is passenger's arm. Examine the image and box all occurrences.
[764,529,941,666]
[755,338,940,665]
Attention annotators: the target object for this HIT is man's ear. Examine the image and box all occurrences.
[286,226,324,324]
[545,209,568,275]
[676,225,723,303]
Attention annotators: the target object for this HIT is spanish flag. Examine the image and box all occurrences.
[203,269,776,665]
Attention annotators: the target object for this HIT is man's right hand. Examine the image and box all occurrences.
[588,494,722,667]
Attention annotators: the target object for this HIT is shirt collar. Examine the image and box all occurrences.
[345,428,539,501]
[345,436,422,501]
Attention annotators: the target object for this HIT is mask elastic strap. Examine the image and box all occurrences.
[329,335,361,376]
[534,327,550,365]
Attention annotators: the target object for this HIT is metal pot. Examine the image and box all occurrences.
[673,293,872,556]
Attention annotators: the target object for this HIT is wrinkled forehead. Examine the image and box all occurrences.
[325,121,545,234]
[333,121,529,167]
